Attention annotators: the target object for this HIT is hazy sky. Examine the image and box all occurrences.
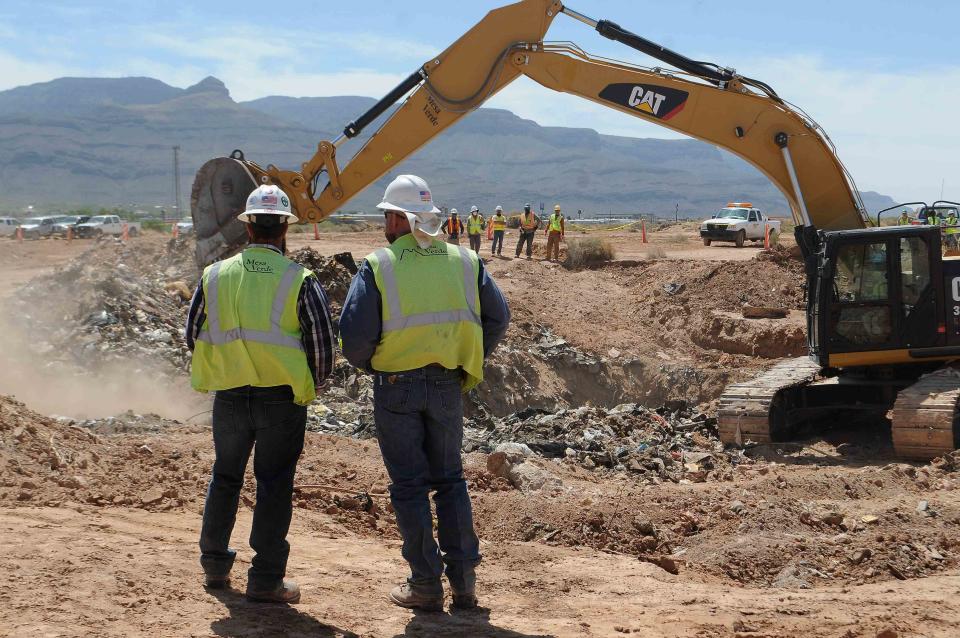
[2,0,958,202]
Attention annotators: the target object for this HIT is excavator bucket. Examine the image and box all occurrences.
[190,154,260,267]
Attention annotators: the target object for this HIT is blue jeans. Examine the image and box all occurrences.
[199,385,306,590]
[491,230,504,254]
[373,366,481,594]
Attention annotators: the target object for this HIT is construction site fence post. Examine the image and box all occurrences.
[764,223,770,250]
[641,219,647,243]
[16,227,23,243]
[122,223,129,243]
[313,223,320,240]
[172,222,179,239]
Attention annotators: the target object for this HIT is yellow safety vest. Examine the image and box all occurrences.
[468,214,484,235]
[898,215,910,225]
[929,215,941,226]
[366,233,484,391]
[492,214,507,231]
[549,213,563,232]
[946,217,960,234]
[191,248,316,405]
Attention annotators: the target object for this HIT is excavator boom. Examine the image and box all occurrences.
[191,0,867,265]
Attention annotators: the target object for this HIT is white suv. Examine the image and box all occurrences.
[0,217,20,237]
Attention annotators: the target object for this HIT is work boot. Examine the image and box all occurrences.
[246,579,301,604]
[389,583,444,612]
[204,573,230,589]
[451,588,478,609]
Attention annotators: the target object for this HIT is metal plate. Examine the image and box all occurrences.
[190,157,258,267]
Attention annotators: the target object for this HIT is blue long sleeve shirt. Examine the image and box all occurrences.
[339,253,511,373]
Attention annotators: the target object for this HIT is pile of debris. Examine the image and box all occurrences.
[8,237,198,372]
[466,402,738,483]
[287,248,357,312]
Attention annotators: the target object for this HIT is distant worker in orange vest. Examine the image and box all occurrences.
[442,209,464,245]
[514,204,540,260]
[544,204,565,262]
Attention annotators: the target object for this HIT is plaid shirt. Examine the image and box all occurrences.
[185,244,336,388]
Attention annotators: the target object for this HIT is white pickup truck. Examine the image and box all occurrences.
[75,215,141,238]
[699,202,781,247]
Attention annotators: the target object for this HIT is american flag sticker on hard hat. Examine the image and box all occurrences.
[420,190,431,202]
[261,193,278,206]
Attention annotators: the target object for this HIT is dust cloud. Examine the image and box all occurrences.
[0,317,209,422]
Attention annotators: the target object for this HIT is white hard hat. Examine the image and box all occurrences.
[237,184,298,224]
[450,208,458,215]
[378,174,442,248]
[377,174,441,215]
[470,206,479,213]
[495,205,503,212]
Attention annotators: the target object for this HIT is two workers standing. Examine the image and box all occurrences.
[189,175,510,612]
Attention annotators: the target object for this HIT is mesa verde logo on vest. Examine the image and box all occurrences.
[598,83,689,121]
[243,257,275,273]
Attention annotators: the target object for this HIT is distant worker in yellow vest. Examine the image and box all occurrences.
[897,210,911,226]
[186,184,336,604]
[467,205,485,253]
[945,210,960,250]
[490,205,507,256]
[339,174,510,612]
[928,209,942,227]
[515,203,540,260]
[545,204,565,262]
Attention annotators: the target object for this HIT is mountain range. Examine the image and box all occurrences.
[0,75,895,217]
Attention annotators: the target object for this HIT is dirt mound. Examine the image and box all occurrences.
[0,395,202,509]
[287,247,356,313]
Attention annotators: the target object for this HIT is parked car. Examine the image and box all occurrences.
[699,202,781,247]
[175,218,194,235]
[75,215,141,238]
[51,215,91,238]
[0,217,20,237]
[19,216,60,239]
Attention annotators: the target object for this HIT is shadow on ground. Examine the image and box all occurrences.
[208,588,359,638]
[393,607,555,638]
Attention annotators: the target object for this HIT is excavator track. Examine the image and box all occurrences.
[889,366,960,460]
[718,357,822,445]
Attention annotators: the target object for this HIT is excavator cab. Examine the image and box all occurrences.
[811,225,946,369]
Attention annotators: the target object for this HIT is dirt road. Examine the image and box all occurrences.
[4,505,957,638]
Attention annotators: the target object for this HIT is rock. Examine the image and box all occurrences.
[772,565,811,589]
[141,489,164,505]
[17,490,33,501]
[742,305,788,319]
[729,500,746,515]
[876,629,898,638]
[641,554,680,574]
[732,619,757,633]
[861,514,879,525]
[632,515,655,536]
[507,461,562,493]
[137,445,153,456]
[20,480,38,490]
[821,512,844,526]
[848,548,872,565]
[917,500,929,512]
[489,442,533,465]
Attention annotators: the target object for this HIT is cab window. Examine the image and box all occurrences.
[830,241,891,346]
[900,236,931,309]
[748,211,758,222]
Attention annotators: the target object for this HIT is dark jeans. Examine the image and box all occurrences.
[373,366,480,594]
[491,230,504,254]
[515,230,535,257]
[199,385,307,590]
[468,234,481,252]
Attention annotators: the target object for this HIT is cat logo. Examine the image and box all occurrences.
[598,83,689,122]
[628,86,666,115]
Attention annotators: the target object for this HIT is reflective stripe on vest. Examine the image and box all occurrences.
[492,215,506,230]
[372,245,480,333]
[197,260,306,351]
[521,213,537,230]
[468,215,484,234]
[549,214,562,231]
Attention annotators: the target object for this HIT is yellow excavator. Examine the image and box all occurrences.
[191,0,960,459]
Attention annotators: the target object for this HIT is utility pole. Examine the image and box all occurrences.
[941,178,946,200]
[172,145,182,222]
[675,202,679,222]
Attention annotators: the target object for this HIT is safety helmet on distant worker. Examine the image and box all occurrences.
[495,205,503,212]
[554,204,561,212]
[470,206,479,213]
[450,208,459,216]
[237,184,298,225]
[377,174,443,248]
[524,203,531,211]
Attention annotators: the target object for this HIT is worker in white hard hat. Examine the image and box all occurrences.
[442,208,464,245]
[490,205,507,256]
[545,204,565,262]
[466,205,485,253]
[186,184,336,604]
[339,174,511,612]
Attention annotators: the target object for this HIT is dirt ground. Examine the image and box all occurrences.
[2,227,959,638]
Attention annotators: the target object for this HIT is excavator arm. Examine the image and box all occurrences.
[191,0,869,265]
